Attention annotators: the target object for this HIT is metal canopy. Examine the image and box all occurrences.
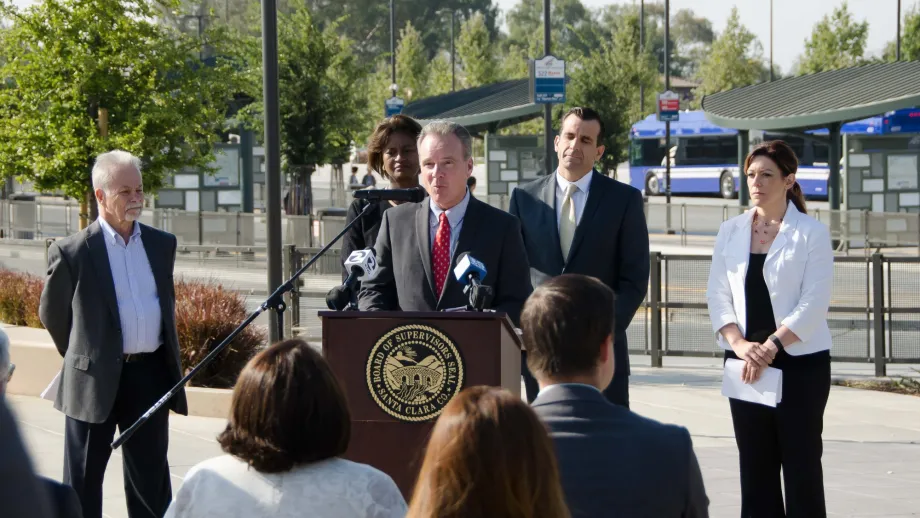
[702,61,920,131]
[401,79,542,135]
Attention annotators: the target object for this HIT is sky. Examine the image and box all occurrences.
[493,0,906,75]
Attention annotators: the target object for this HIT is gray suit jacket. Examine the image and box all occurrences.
[533,385,708,518]
[359,196,533,324]
[39,221,188,423]
[509,172,649,374]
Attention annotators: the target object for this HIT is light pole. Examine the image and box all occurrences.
[640,0,645,114]
[390,0,396,97]
[543,0,552,178]
[770,0,774,81]
[664,0,673,233]
[897,0,902,60]
[262,0,282,342]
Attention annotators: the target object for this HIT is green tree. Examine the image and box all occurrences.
[456,11,500,88]
[797,1,868,74]
[504,0,597,73]
[883,3,920,61]
[239,0,367,214]
[428,52,455,95]
[395,21,430,101]
[693,7,763,104]
[567,12,657,171]
[0,0,237,225]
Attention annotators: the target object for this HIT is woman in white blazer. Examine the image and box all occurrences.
[706,140,834,518]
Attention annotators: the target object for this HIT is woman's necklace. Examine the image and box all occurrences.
[752,213,782,246]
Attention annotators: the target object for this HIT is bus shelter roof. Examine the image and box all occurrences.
[400,79,542,135]
[701,61,920,131]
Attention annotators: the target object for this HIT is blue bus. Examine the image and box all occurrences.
[627,110,891,199]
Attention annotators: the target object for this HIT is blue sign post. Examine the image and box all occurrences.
[533,55,566,104]
[385,96,405,117]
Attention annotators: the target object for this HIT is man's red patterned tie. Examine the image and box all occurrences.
[433,212,451,296]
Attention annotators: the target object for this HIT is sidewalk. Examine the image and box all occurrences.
[8,356,920,518]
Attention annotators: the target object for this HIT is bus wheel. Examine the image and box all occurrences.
[720,171,736,199]
[645,173,661,196]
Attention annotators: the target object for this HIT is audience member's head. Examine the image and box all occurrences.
[0,328,10,396]
[521,274,616,391]
[351,166,359,174]
[406,386,571,518]
[218,339,350,473]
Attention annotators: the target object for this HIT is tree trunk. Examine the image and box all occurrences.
[284,164,315,216]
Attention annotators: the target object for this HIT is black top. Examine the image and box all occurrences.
[744,253,777,344]
[342,198,392,282]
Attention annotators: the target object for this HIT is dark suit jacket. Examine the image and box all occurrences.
[509,172,649,374]
[0,400,55,518]
[359,195,533,324]
[533,385,709,518]
[39,477,83,518]
[39,221,188,423]
[342,198,391,282]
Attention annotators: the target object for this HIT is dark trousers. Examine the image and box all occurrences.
[64,353,173,518]
[726,349,831,518]
[522,352,630,409]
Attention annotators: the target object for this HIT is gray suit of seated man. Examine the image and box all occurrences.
[522,274,709,518]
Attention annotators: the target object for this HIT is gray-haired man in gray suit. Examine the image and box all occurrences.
[522,274,708,518]
[39,150,187,518]
[359,120,532,323]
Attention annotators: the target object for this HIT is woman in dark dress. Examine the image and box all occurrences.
[342,115,423,281]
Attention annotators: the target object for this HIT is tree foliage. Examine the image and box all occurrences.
[567,12,657,170]
[456,11,500,88]
[395,21,430,101]
[884,3,920,61]
[797,1,868,75]
[0,0,238,207]
[693,8,763,104]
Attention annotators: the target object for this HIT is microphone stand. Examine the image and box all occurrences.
[111,201,378,449]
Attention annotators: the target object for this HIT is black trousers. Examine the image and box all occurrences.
[726,348,831,518]
[64,351,173,518]
[522,352,630,409]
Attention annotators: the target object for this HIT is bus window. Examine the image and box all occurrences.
[629,138,667,167]
[681,136,737,166]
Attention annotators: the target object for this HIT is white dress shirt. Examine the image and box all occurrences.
[706,201,834,356]
[429,188,471,258]
[98,218,162,354]
[555,170,593,228]
[537,382,602,398]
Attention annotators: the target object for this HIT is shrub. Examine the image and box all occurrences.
[0,269,44,328]
[174,278,266,388]
[0,267,264,389]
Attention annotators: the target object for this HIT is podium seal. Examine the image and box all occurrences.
[366,324,465,422]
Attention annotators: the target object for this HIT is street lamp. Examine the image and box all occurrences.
[438,9,457,91]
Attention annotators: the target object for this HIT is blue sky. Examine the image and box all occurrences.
[494,0,905,74]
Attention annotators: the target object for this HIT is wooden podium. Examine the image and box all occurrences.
[319,310,522,497]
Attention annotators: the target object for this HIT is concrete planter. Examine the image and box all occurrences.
[2,324,232,419]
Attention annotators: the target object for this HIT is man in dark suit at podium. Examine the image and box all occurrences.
[523,275,709,518]
[509,107,649,406]
[359,120,532,324]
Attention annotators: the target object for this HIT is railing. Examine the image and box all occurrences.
[6,197,920,253]
[628,252,920,373]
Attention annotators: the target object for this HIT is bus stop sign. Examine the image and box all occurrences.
[385,96,405,117]
[533,55,566,104]
[657,90,680,122]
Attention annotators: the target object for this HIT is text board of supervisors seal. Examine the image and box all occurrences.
[366,323,466,422]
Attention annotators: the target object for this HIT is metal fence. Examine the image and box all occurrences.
[624,252,920,374]
[7,196,920,253]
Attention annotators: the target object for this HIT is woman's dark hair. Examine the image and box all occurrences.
[744,140,807,214]
[217,339,350,473]
[406,386,571,518]
[366,115,423,180]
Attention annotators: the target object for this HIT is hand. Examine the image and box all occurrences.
[730,339,772,368]
[741,361,764,384]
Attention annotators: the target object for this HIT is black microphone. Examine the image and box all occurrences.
[353,186,426,203]
[326,248,379,310]
[453,252,493,311]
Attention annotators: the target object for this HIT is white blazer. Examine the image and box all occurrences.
[706,201,834,356]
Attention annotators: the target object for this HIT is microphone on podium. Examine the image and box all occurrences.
[353,186,426,203]
[453,252,493,311]
[326,248,379,311]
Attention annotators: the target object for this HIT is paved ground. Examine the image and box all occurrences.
[8,356,920,518]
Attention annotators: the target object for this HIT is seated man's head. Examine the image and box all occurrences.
[521,274,615,391]
[218,339,350,473]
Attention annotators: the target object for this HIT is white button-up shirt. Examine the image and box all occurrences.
[98,218,162,354]
[555,170,593,228]
[429,188,471,259]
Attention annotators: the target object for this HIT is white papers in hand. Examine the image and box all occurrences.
[40,369,61,401]
[721,359,783,407]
